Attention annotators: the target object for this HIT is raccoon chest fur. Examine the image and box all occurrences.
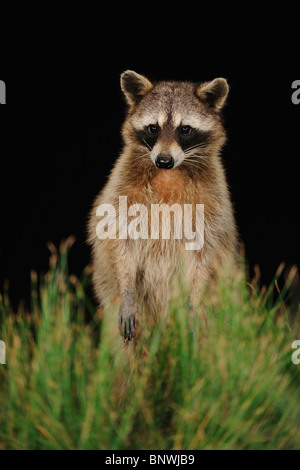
[150,168,186,203]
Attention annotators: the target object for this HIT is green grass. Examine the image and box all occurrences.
[0,239,300,450]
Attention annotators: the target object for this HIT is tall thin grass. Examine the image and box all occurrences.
[0,240,299,450]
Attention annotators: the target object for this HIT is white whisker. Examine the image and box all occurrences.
[137,151,151,159]
[184,155,210,168]
[143,139,152,151]
[183,143,207,154]
[184,152,209,160]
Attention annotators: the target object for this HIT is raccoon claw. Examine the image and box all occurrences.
[119,312,136,342]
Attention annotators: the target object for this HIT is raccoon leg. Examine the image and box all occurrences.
[118,288,138,342]
[114,244,139,341]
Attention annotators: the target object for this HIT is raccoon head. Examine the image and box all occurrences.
[121,70,229,170]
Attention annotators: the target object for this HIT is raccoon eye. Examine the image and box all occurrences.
[180,125,193,136]
[148,124,159,135]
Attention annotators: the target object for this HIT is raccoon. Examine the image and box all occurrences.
[88,71,238,344]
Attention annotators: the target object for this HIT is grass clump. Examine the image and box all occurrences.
[0,240,299,449]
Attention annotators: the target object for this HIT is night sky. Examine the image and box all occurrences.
[1,32,299,309]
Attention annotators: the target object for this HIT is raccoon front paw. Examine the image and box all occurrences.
[119,309,136,342]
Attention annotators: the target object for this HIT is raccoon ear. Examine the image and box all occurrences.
[121,70,153,106]
[196,78,229,111]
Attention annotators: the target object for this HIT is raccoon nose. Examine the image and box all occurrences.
[155,155,174,169]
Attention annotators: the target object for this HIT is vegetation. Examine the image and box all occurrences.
[0,239,299,450]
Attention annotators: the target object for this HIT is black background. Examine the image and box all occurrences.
[0,22,299,309]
